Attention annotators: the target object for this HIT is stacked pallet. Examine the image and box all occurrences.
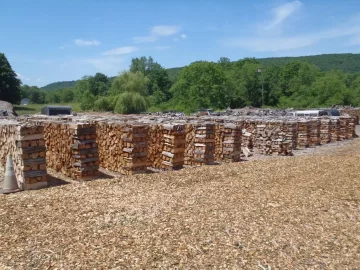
[339,117,349,141]
[71,123,99,180]
[297,120,310,148]
[161,124,186,170]
[121,123,148,175]
[220,123,242,162]
[0,121,47,190]
[309,119,320,146]
[44,122,99,180]
[185,123,215,165]
[319,119,331,144]
[330,118,340,142]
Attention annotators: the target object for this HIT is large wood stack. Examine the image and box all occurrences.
[340,108,360,124]
[339,117,349,141]
[220,123,242,162]
[44,122,99,180]
[0,122,47,190]
[330,118,340,142]
[309,119,320,146]
[347,117,356,138]
[297,120,310,148]
[121,123,148,175]
[161,124,186,170]
[147,124,164,169]
[185,123,215,165]
[71,123,99,180]
[319,119,331,145]
[282,120,298,149]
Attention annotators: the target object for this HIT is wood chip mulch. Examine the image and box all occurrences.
[0,139,360,269]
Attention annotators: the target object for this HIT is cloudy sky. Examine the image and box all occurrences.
[1,0,360,86]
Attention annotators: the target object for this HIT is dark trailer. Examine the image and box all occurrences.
[41,106,72,116]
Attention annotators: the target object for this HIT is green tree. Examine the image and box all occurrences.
[0,53,21,104]
[113,92,148,114]
[80,90,95,110]
[111,71,149,96]
[61,88,75,103]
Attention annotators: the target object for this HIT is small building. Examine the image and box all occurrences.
[41,105,72,116]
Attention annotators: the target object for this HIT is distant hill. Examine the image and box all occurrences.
[41,53,360,91]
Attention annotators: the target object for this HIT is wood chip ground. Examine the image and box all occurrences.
[0,131,359,269]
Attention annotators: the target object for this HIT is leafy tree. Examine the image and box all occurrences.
[80,90,95,110]
[111,71,149,96]
[113,92,148,114]
[0,53,21,104]
[61,88,75,103]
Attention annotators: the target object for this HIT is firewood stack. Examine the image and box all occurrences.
[0,122,48,190]
[161,124,186,170]
[347,117,356,138]
[339,117,349,141]
[340,108,360,124]
[282,120,298,149]
[147,124,164,169]
[44,122,99,180]
[309,119,320,146]
[96,121,125,172]
[330,118,340,142]
[297,120,310,148]
[214,123,224,161]
[70,123,99,180]
[221,123,242,162]
[185,123,215,165]
[319,119,331,144]
[121,123,148,175]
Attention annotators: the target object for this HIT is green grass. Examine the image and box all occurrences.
[14,103,80,115]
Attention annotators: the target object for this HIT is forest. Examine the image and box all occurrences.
[1,52,360,114]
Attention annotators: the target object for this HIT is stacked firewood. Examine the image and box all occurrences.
[309,119,320,146]
[330,118,340,142]
[161,124,186,170]
[96,121,125,172]
[282,120,297,149]
[217,123,242,162]
[185,123,215,165]
[347,117,357,138]
[71,123,99,180]
[319,119,331,144]
[339,117,349,141]
[44,122,99,180]
[297,120,310,148]
[340,108,360,124]
[147,124,164,169]
[0,122,47,189]
[121,123,148,175]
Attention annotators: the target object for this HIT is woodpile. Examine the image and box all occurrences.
[340,108,360,124]
[0,121,47,190]
[185,123,215,165]
[282,120,298,149]
[348,117,357,138]
[214,123,242,162]
[330,118,340,142]
[339,117,349,140]
[147,124,164,169]
[297,120,310,148]
[309,119,320,146]
[319,119,331,145]
[161,124,186,170]
[44,122,99,180]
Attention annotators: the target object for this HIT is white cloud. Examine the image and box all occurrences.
[181,34,187,39]
[86,57,125,72]
[102,46,138,56]
[151,25,181,36]
[265,1,302,30]
[75,39,101,46]
[132,25,181,43]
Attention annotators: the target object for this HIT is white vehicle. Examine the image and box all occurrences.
[286,110,329,117]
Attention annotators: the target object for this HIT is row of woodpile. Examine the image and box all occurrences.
[43,122,99,180]
[0,121,47,189]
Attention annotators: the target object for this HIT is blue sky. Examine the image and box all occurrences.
[1,0,360,87]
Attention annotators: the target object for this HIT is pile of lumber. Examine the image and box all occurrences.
[161,124,186,170]
[0,121,47,190]
[297,120,310,148]
[319,119,331,145]
[309,119,320,146]
[44,122,99,180]
[215,123,242,162]
[185,123,215,165]
[330,118,340,142]
[121,123,148,175]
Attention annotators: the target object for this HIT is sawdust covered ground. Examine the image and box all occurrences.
[1,140,360,269]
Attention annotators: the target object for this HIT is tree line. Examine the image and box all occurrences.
[1,52,360,113]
